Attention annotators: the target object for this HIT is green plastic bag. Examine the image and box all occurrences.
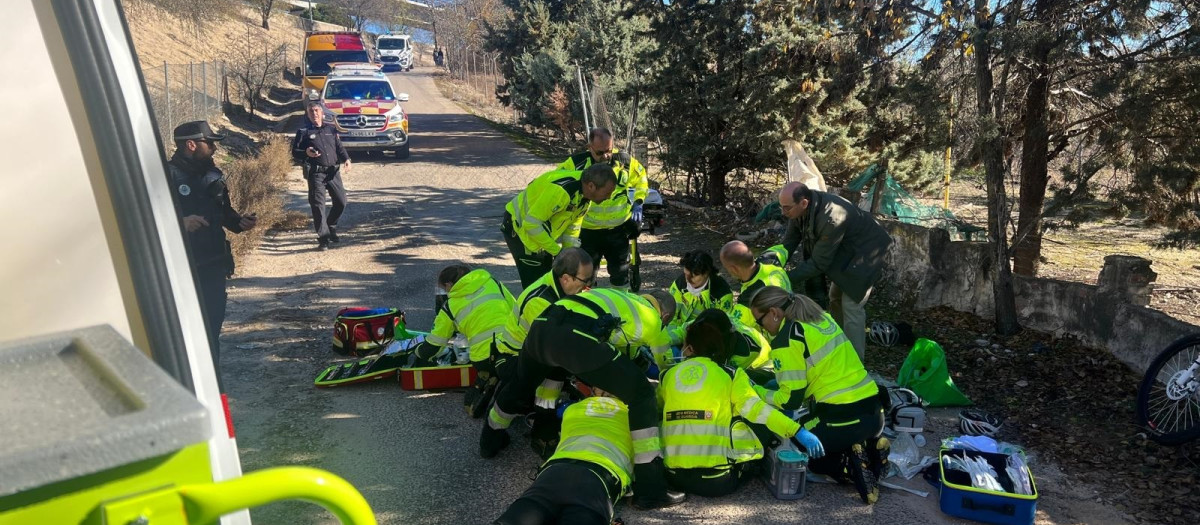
[896,338,973,407]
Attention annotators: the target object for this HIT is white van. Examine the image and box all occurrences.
[376,34,413,72]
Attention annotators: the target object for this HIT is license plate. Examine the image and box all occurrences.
[348,130,376,137]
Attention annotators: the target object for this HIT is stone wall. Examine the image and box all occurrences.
[880,220,1198,374]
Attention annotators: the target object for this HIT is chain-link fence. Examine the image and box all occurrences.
[141,43,294,145]
[142,60,227,145]
[442,47,518,123]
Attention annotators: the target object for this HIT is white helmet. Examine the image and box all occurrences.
[869,321,899,347]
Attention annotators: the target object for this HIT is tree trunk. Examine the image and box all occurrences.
[1013,2,1056,276]
[708,169,727,206]
[260,0,272,29]
[974,0,1021,336]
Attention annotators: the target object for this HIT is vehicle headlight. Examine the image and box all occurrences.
[388,113,406,123]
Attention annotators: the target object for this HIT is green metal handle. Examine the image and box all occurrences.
[178,467,376,525]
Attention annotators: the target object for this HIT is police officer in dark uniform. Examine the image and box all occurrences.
[167,121,257,387]
[292,101,351,250]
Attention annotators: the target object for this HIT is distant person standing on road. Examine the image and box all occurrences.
[292,101,350,251]
[167,121,257,386]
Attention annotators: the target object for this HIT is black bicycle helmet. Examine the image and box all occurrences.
[958,409,1003,437]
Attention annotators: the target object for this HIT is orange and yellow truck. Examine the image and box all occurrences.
[301,31,372,98]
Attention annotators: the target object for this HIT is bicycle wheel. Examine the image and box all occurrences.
[1136,333,1200,445]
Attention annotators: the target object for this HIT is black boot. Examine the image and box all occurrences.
[529,409,562,460]
[465,375,499,419]
[846,442,879,505]
[631,458,687,510]
[328,226,340,243]
[479,422,510,459]
[866,435,891,481]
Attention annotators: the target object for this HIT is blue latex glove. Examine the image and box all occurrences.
[792,428,825,458]
[631,203,644,223]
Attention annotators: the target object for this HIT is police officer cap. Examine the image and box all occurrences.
[173,120,226,142]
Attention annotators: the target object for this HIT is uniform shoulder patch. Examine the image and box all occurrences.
[789,321,806,341]
[178,184,191,196]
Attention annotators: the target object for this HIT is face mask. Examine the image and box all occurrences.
[685,278,707,297]
[435,285,448,311]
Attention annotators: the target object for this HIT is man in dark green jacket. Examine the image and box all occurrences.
[778,182,892,359]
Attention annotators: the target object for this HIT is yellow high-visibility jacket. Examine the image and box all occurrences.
[426,269,516,362]
[755,313,878,411]
[505,168,591,256]
[558,149,648,230]
[659,357,799,469]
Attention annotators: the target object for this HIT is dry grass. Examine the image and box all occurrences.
[125,3,307,68]
[910,178,1200,325]
[225,138,295,260]
[128,2,311,262]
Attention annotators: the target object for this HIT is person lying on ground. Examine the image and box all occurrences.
[481,288,685,510]
[492,389,637,525]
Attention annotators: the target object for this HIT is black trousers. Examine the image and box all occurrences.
[579,223,634,287]
[666,462,749,498]
[494,461,617,525]
[492,306,659,444]
[307,165,347,240]
[800,395,885,476]
[194,264,227,390]
[502,212,554,288]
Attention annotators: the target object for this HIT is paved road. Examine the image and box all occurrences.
[220,67,1119,525]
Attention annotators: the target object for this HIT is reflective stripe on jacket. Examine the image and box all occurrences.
[755,314,877,410]
[505,168,590,256]
[499,271,562,354]
[426,269,516,362]
[557,288,668,359]
[659,358,799,470]
[549,397,634,494]
[558,150,649,230]
[665,274,735,346]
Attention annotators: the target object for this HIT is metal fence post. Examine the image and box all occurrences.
[201,62,207,117]
[164,61,171,134]
[188,62,195,118]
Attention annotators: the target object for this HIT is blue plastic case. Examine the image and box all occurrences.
[938,449,1038,525]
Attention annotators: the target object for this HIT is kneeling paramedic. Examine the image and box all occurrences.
[746,286,888,505]
[413,264,516,418]
[493,392,633,525]
[665,250,735,345]
[659,311,822,497]
[481,288,684,510]
[495,248,594,386]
